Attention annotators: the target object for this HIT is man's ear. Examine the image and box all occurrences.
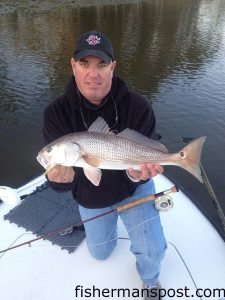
[112,60,117,70]
[111,60,116,77]
[71,58,76,76]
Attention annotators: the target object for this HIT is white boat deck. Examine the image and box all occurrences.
[0,174,224,300]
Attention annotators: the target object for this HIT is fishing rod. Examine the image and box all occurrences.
[181,137,225,231]
[0,185,178,254]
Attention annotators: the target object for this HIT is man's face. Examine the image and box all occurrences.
[71,56,116,106]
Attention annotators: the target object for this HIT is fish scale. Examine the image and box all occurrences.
[74,132,166,168]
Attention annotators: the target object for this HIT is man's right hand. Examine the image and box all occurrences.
[46,165,75,183]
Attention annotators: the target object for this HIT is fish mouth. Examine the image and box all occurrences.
[36,154,50,169]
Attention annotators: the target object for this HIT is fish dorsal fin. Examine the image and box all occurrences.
[117,129,169,153]
[88,117,110,133]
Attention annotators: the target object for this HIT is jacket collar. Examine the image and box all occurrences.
[65,74,128,111]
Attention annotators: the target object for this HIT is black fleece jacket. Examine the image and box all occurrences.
[43,75,156,208]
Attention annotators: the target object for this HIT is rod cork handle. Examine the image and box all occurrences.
[116,185,178,213]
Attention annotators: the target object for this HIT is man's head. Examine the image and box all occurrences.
[71,31,116,105]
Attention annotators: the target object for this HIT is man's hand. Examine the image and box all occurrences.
[127,163,164,181]
[46,165,75,183]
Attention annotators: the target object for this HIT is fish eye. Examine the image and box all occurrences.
[46,146,52,153]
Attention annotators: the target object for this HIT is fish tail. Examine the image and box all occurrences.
[176,136,206,183]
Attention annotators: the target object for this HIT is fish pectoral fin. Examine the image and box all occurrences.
[81,154,102,185]
[83,168,102,186]
[82,154,100,168]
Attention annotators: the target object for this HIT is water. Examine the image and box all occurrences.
[0,0,225,235]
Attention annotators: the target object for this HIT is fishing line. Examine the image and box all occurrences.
[87,215,159,248]
[15,237,130,253]
[0,232,33,260]
[167,241,203,300]
[77,88,118,131]
[127,215,159,234]
[180,137,225,232]
[199,161,225,230]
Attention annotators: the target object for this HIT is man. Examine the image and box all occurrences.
[43,31,166,300]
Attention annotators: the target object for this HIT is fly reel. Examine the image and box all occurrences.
[155,195,174,212]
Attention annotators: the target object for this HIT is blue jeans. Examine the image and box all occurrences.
[79,180,167,287]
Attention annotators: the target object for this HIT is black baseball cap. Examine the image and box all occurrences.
[73,31,114,64]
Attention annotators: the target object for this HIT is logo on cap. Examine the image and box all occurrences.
[86,35,101,45]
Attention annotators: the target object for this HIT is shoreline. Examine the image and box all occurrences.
[0,0,143,14]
